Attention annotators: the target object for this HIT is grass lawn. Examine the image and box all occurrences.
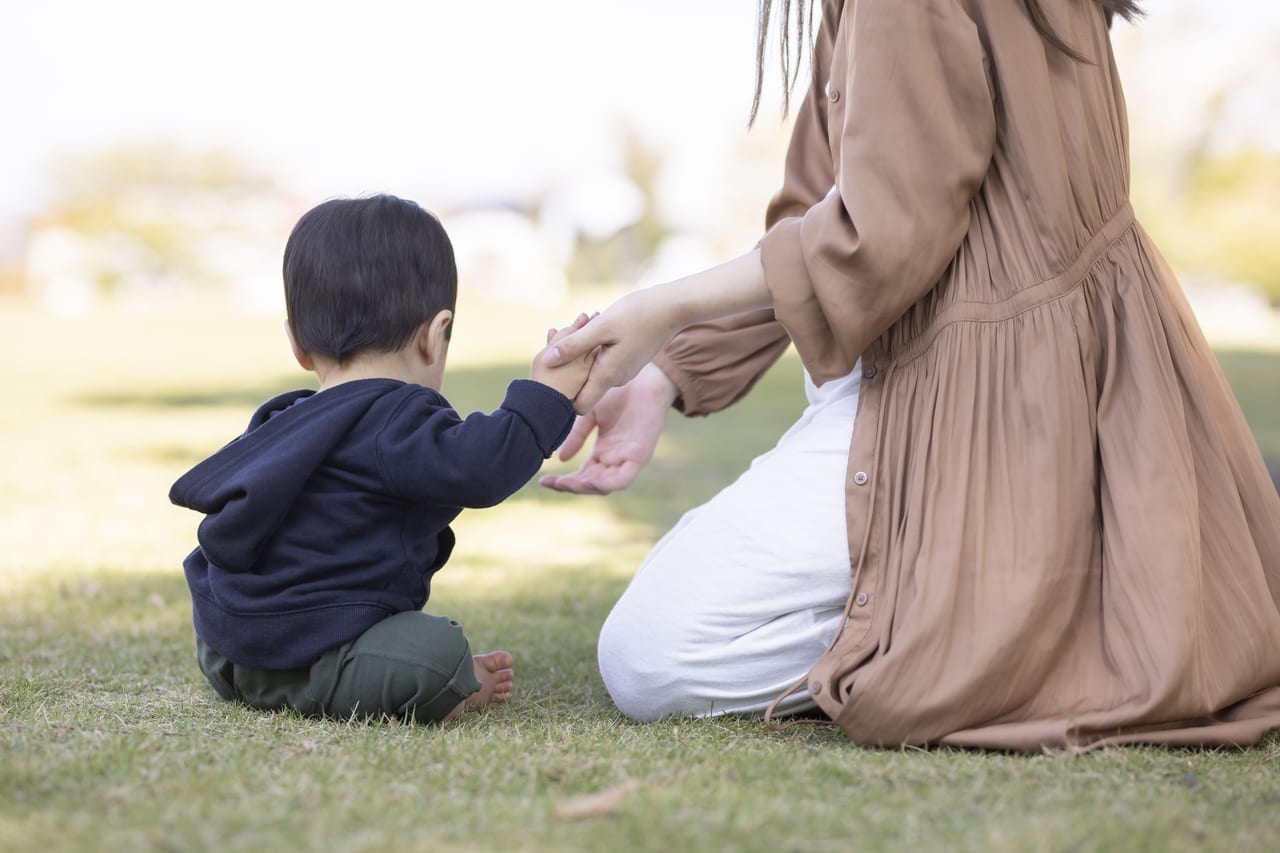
[2,301,1278,852]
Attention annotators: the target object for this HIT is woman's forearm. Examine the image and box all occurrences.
[543,249,773,412]
[652,249,772,333]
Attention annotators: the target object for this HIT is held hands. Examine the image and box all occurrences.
[536,250,770,494]
[539,250,770,415]
[539,288,682,414]
[530,313,598,400]
[534,290,682,495]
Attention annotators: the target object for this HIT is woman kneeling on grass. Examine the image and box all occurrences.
[541,0,1280,750]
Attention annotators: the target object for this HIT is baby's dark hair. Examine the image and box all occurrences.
[283,194,457,364]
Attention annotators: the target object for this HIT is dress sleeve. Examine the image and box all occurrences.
[652,0,844,417]
[759,0,995,382]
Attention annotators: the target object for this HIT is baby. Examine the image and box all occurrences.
[170,194,591,723]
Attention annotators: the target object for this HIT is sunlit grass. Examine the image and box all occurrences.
[2,301,1278,852]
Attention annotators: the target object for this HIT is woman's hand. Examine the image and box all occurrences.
[539,363,678,494]
[539,249,770,492]
[543,249,771,413]
[541,288,682,414]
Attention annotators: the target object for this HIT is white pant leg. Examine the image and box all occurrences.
[598,363,862,721]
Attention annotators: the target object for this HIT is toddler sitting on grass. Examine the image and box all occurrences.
[170,194,592,724]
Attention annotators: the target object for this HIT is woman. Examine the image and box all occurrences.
[541,0,1280,750]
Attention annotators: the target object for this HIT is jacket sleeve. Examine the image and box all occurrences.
[652,0,844,417]
[376,381,575,509]
[759,0,995,382]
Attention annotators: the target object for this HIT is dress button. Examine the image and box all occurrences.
[855,592,869,607]
[863,365,877,379]
[810,680,823,696]
[853,471,868,486]
[828,86,841,103]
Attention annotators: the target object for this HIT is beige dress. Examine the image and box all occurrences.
[652,0,1280,750]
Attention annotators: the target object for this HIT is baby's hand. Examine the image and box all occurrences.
[532,313,597,401]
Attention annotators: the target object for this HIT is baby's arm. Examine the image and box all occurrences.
[375,315,596,508]
[531,314,597,401]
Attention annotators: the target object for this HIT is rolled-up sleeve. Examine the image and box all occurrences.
[760,0,995,382]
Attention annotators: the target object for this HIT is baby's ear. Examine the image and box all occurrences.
[284,320,315,371]
[420,310,454,365]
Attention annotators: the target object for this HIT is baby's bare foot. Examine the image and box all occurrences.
[468,651,514,707]
[441,651,514,723]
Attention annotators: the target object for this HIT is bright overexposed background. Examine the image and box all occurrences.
[1,0,1278,340]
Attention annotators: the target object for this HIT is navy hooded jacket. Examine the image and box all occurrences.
[170,377,575,669]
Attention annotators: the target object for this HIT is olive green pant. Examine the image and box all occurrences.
[196,611,483,724]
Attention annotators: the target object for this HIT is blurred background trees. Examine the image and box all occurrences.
[1135,150,1280,305]
[23,144,292,312]
[2,1,1278,326]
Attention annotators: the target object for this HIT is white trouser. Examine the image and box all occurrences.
[598,362,862,721]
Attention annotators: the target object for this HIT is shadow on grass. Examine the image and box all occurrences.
[86,350,1277,535]
[91,359,808,539]
[0,561,632,718]
[74,375,304,410]
[7,564,1280,762]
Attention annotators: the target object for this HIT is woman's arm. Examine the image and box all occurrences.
[760,0,996,381]
[543,249,772,413]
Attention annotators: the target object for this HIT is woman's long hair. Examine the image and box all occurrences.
[751,0,1145,125]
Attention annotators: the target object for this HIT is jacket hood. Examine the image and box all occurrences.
[169,379,409,571]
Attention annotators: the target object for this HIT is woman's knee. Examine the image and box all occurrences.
[597,607,689,722]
